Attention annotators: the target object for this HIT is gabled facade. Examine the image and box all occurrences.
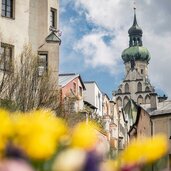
[59,73,86,113]
[83,81,103,116]
[0,0,61,83]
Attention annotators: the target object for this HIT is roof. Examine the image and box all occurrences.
[102,93,110,100]
[128,8,143,36]
[84,81,102,93]
[109,100,116,104]
[59,73,86,90]
[140,100,171,117]
[127,100,171,135]
[122,46,151,63]
[84,101,97,110]
[46,32,61,44]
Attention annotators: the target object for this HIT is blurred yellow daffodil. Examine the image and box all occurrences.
[0,109,13,155]
[120,134,168,166]
[12,110,67,160]
[71,122,98,150]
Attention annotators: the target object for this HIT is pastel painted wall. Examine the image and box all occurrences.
[61,77,84,112]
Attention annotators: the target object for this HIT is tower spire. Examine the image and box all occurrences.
[128,1,143,47]
[133,0,138,26]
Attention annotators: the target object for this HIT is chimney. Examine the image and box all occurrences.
[158,94,168,102]
[150,93,158,110]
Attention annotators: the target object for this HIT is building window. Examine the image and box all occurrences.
[145,95,150,104]
[117,97,122,107]
[79,86,82,96]
[96,95,98,107]
[73,82,76,94]
[145,86,150,92]
[137,82,142,92]
[38,53,48,76]
[1,0,14,18]
[0,43,13,71]
[118,137,124,150]
[141,69,143,74]
[118,89,122,94]
[50,8,57,28]
[137,95,143,104]
[125,83,129,93]
[123,96,129,107]
[98,93,101,111]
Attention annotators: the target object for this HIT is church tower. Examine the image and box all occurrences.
[113,7,155,107]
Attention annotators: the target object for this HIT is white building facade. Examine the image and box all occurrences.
[83,81,103,116]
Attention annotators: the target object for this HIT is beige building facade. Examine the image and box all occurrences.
[128,97,171,170]
[103,100,128,158]
[0,0,60,83]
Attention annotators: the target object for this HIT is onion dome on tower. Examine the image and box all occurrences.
[122,7,150,64]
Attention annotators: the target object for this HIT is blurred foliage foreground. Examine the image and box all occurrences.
[0,109,169,171]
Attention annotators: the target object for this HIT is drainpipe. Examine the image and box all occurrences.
[150,119,153,137]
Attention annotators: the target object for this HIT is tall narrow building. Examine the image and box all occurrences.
[0,0,61,84]
[113,7,156,107]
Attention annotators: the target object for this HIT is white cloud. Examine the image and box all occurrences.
[144,31,171,97]
[74,28,129,75]
[75,0,131,30]
[61,0,171,97]
[73,0,171,97]
[74,32,114,67]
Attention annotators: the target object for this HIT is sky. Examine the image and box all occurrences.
[59,0,171,99]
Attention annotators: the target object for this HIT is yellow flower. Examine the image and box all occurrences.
[141,134,168,163]
[120,134,168,166]
[23,135,58,160]
[71,122,98,150]
[13,110,67,160]
[0,109,13,154]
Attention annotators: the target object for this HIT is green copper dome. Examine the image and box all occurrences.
[122,46,151,63]
[121,7,151,64]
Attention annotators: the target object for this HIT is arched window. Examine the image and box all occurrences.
[125,83,129,93]
[123,96,129,107]
[133,37,136,46]
[118,89,122,94]
[137,82,142,92]
[145,86,150,92]
[137,37,140,45]
[117,97,122,107]
[145,95,150,104]
[137,95,143,104]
